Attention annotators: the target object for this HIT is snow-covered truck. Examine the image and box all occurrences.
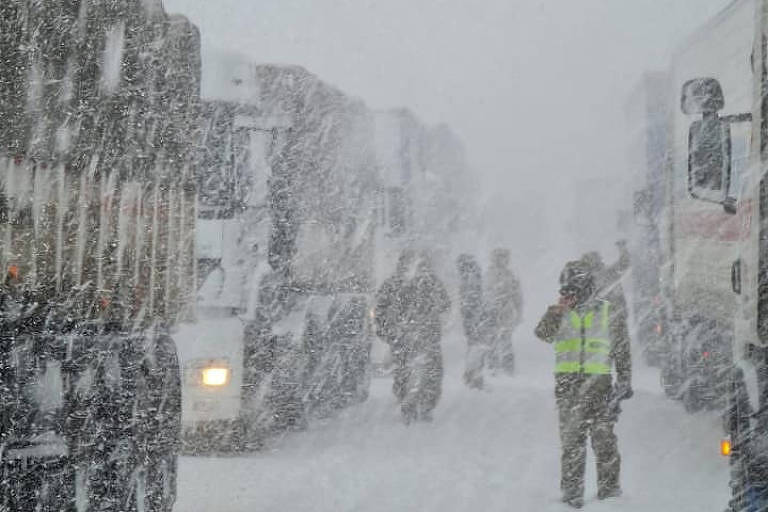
[0,2,199,510]
[625,72,670,369]
[644,0,756,415]
[179,59,378,451]
[654,0,768,507]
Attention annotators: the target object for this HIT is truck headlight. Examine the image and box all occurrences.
[202,367,230,387]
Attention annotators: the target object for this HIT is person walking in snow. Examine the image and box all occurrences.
[456,253,489,389]
[375,248,415,402]
[399,252,450,424]
[534,255,632,509]
[485,248,522,375]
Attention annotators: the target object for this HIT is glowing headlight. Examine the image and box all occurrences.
[201,367,230,387]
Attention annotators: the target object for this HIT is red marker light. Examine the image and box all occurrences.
[13,155,23,166]
[703,351,710,359]
[654,323,663,336]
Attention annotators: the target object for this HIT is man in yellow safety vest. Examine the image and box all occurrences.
[535,256,632,509]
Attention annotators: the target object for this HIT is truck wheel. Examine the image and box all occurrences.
[660,361,683,399]
[141,454,178,512]
[132,331,182,511]
[683,385,704,413]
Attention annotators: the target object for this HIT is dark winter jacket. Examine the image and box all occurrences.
[403,267,451,351]
[374,274,408,344]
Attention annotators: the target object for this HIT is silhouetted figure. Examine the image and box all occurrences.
[457,254,489,389]
[486,248,522,375]
[400,253,450,423]
[375,249,415,402]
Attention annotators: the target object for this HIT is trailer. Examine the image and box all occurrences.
[0,2,199,510]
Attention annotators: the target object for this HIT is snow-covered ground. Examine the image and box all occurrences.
[175,326,729,512]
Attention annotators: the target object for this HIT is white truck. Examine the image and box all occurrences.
[625,72,670,368]
[645,0,754,415]
[653,0,768,508]
[177,56,380,451]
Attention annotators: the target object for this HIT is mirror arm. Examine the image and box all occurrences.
[721,113,752,123]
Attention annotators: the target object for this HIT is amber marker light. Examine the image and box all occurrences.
[721,438,732,457]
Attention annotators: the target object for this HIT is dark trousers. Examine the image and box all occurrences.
[394,336,443,422]
[556,377,620,499]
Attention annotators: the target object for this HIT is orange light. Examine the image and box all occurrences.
[721,438,732,456]
[7,265,19,280]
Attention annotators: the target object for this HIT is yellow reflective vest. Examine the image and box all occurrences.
[554,301,612,375]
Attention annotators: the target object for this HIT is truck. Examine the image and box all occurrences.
[649,0,768,507]
[179,54,475,449]
[178,58,379,451]
[0,1,199,510]
[625,72,671,369]
[643,0,756,415]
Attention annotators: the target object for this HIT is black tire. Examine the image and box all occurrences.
[141,454,179,512]
[683,384,705,413]
[133,331,182,511]
[660,360,683,400]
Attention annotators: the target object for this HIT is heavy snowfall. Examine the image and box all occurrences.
[1,0,765,511]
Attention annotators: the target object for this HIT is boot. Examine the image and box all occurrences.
[561,495,584,509]
[597,487,622,500]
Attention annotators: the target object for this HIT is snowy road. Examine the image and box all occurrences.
[175,334,730,512]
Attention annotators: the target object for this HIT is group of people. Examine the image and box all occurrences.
[373,247,522,424]
[456,248,523,390]
[373,242,633,509]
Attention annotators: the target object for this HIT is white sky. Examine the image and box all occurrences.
[163,0,732,267]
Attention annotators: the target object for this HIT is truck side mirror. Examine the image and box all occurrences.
[681,77,724,115]
[681,78,735,213]
[688,116,731,192]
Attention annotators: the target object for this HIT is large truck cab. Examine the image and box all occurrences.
[670,0,768,508]
[651,0,758,413]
